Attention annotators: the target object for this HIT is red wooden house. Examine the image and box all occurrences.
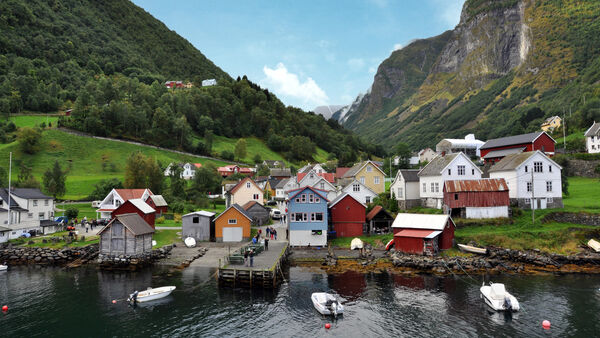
[145,195,168,216]
[443,179,509,219]
[392,213,455,255]
[480,131,555,164]
[329,193,366,237]
[111,198,156,228]
[217,165,255,178]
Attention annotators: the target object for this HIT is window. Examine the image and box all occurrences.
[360,176,365,184]
[454,193,459,200]
[28,213,33,218]
[310,173,314,179]
[527,182,532,192]
[311,213,316,222]
[546,181,552,192]
[549,165,552,172]
[366,165,373,172]
[525,166,528,173]
[366,196,371,203]
[353,184,360,192]
[33,200,38,206]
[374,176,380,185]
[423,183,426,193]
[303,213,308,221]
[472,169,475,175]
[448,169,451,175]
[525,198,531,205]
[0,200,2,207]
[315,197,320,203]
[192,217,199,224]
[534,162,543,173]
[309,194,314,203]
[246,182,251,188]
[398,188,403,198]
[458,165,465,175]
[320,182,325,189]
[301,194,307,203]
[431,183,435,192]
[314,213,323,221]
[295,197,300,203]
[547,197,553,203]
[45,200,49,206]
[435,183,439,193]
[253,194,259,200]
[228,219,237,224]
[39,212,45,220]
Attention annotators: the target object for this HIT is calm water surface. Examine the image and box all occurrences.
[0,265,599,337]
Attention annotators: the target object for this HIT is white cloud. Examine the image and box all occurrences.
[392,43,403,52]
[432,0,464,27]
[347,58,365,71]
[261,63,329,107]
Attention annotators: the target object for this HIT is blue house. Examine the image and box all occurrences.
[287,186,329,247]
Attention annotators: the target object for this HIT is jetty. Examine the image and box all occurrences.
[217,241,289,288]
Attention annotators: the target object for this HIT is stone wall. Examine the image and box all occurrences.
[565,159,600,178]
[543,212,600,226]
[0,245,98,266]
[397,199,420,210]
[97,245,174,270]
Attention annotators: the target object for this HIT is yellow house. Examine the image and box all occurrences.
[224,177,263,208]
[541,116,561,132]
[342,160,386,194]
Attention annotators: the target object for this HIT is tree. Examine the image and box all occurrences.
[394,142,411,168]
[234,138,247,161]
[17,127,42,154]
[124,152,148,188]
[253,153,262,164]
[169,165,186,199]
[192,164,222,195]
[257,164,270,177]
[87,178,123,200]
[65,207,79,219]
[42,161,67,198]
[0,166,7,187]
[16,162,40,188]
[145,157,164,194]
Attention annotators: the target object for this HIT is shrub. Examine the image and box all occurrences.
[220,150,234,161]
[65,207,79,219]
[156,216,165,224]
[595,164,600,174]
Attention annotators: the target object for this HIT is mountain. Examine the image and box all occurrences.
[312,105,346,119]
[342,0,600,149]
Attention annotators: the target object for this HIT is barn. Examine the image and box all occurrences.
[111,198,156,228]
[366,205,394,234]
[443,179,509,219]
[98,213,154,256]
[145,195,168,216]
[329,193,366,238]
[182,211,215,242]
[392,213,455,255]
[479,131,556,164]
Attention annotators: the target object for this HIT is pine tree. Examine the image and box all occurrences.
[42,161,66,198]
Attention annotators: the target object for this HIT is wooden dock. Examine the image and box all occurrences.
[218,242,289,288]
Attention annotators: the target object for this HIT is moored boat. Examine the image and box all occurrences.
[311,292,344,317]
[350,238,363,250]
[587,239,600,252]
[128,286,176,303]
[385,239,394,251]
[480,282,519,312]
[0,264,7,271]
[458,243,488,255]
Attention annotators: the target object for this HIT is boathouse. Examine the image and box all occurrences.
[98,213,155,255]
[443,179,509,219]
[242,201,271,226]
[111,198,156,228]
[214,204,252,242]
[329,193,366,238]
[366,205,394,234]
[182,211,215,242]
[392,213,455,255]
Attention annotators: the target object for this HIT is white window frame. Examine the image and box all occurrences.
[546,181,552,192]
[315,197,320,203]
[366,196,371,204]
[374,176,380,185]
[309,194,314,203]
[33,200,38,206]
[366,165,373,172]
[360,176,365,184]
[534,162,543,173]
[28,213,33,218]
[310,213,316,222]
[398,187,403,198]
[253,194,259,200]
[423,183,426,193]
[45,200,49,206]
[547,197,553,203]
[431,183,435,192]
[435,183,439,193]
[353,184,360,192]
[38,212,45,220]
[246,182,251,188]
[314,213,323,222]
[527,182,532,192]
[457,165,465,176]
[301,194,307,203]
[228,219,237,224]
[303,213,308,221]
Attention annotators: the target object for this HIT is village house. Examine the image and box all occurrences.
[298,163,326,174]
[436,134,484,158]
[443,179,510,219]
[390,169,421,210]
[0,188,57,239]
[262,160,283,168]
[287,186,329,247]
[214,204,252,242]
[585,121,600,154]
[309,177,338,201]
[329,193,366,238]
[488,151,563,209]
[181,211,215,242]
[366,205,394,234]
[418,152,482,209]
[392,213,455,256]
[341,160,386,194]
[335,167,350,180]
[164,81,184,89]
[263,177,280,199]
[269,168,292,179]
[541,116,562,132]
[144,195,168,217]
[339,179,378,205]
[217,165,255,178]
[111,198,156,228]
[479,131,556,164]
[242,201,271,226]
[254,176,269,191]
[164,162,202,180]
[224,177,263,208]
[419,148,438,163]
[98,213,154,256]
[96,189,153,219]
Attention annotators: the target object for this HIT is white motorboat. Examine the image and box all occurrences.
[458,244,488,255]
[480,282,519,312]
[0,264,7,271]
[128,286,176,303]
[311,292,344,317]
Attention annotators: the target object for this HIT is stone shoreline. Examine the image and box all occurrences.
[0,245,98,266]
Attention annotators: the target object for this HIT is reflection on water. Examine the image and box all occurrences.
[0,266,599,337]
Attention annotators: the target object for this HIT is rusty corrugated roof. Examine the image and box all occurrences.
[444,179,508,193]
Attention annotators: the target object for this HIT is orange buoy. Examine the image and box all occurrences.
[542,320,551,329]
[325,323,331,329]
[2,305,7,311]
[112,300,117,304]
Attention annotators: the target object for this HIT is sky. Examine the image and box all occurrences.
[132,0,465,111]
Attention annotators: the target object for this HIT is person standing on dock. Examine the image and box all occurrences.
[249,249,254,267]
[266,227,270,238]
[244,250,249,267]
[264,237,269,251]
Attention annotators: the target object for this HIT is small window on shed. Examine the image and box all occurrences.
[454,193,458,200]
[192,217,199,224]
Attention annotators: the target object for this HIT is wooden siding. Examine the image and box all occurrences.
[99,221,153,255]
[214,208,251,240]
[444,191,509,208]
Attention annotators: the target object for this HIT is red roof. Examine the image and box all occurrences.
[115,189,152,201]
[336,167,350,178]
[193,163,202,168]
[444,179,508,193]
[393,229,438,238]
[366,205,383,221]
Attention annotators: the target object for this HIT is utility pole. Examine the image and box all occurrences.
[7,152,11,226]
[531,168,535,226]
[563,111,566,150]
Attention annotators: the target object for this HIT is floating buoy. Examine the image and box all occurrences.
[112,300,117,304]
[2,305,7,311]
[542,320,551,329]
[325,323,331,329]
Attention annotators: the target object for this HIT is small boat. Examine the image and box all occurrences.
[0,264,7,271]
[184,237,196,248]
[350,238,363,250]
[128,286,176,304]
[587,239,600,252]
[480,282,519,312]
[311,292,344,317]
[385,239,394,251]
[458,243,488,255]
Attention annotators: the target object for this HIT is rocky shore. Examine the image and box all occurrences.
[0,245,98,266]
[97,245,175,270]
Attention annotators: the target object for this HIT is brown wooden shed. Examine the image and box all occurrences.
[99,213,155,256]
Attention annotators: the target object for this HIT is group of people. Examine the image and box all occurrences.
[243,249,255,267]
[265,226,278,240]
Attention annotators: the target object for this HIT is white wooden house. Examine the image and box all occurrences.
[164,163,201,179]
[0,188,57,239]
[585,122,600,154]
[488,151,563,209]
[96,189,153,219]
[418,152,482,209]
[340,179,378,205]
[390,169,421,209]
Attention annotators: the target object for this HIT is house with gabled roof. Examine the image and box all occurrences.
[341,160,386,194]
[366,205,394,234]
[287,186,329,247]
[479,131,555,164]
[270,168,292,179]
[298,163,326,174]
[340,179,378,205]
[145,195,168,216]
[111,198,156,228]
[541,116,561,132]
[214,204,253,242]
[98,213,154,255]
[0,188,57,238]
[418,152,482,209]
[224,177,263,208]
[392,213,455,255]
[443,179,509,218]
[96,188,153,219]
[242,201,271,226]
[585,121,600,154]
[217,165,256,178]
[488,151,563,209]
[390,169,420,210]
[329,193,366,238]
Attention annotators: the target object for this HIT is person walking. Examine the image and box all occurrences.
[249,249,254,267]
[264,237,269,251]
[85,222,89,233]
[273,229,277,240]
[244,250,249,267]
[266,226,270,238]
[270,227,274,240]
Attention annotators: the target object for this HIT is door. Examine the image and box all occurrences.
[222,227,243,242]
[540,198,547,210]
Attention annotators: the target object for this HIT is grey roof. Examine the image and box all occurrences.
[585,122,600,137]
[482,147,525,159]
[0,188,25,210]
[149,195,168,207]
[268,177,281,188]
[40,220,60,227]
[418,153,459,177]
[399,169,420,182]
[100,213,155,236]
[342,161,366,178]
[183,210,215,218]
[480,132,545,150]
[275,178,290,189]
[270,168,291,177]
[488,152,537,172]
[8,188,51,200]
[0,226,10,232]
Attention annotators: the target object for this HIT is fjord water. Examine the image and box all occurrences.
[0,266,599,337]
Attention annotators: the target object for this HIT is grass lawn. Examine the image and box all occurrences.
[554,130,584,146]
[153,229,181,247]
[11,231,99,249]
[9,115,59,128]
[56,202,98,219]
[562,176,600,212]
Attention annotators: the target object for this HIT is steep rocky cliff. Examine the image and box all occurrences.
[342,0,600,150]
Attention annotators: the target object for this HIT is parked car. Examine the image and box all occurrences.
[266,200,277,206]
[55,216,69,224]
[270,209,282,219]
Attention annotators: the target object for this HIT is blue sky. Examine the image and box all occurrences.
[133,0,465,111]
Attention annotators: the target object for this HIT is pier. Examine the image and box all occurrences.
[217,241,289,288]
